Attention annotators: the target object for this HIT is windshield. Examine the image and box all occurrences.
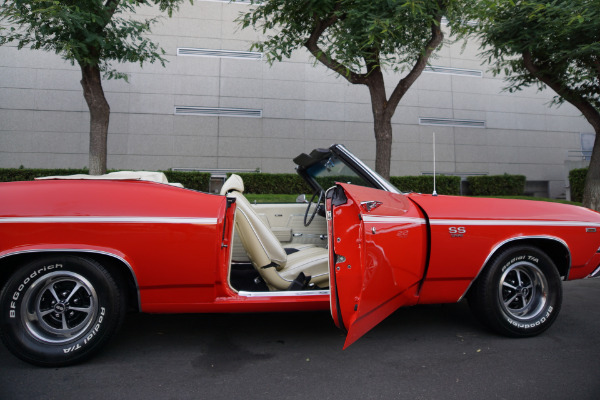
[303,149,401,194]
[306,154,370,189]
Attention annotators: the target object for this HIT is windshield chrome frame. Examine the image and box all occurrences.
[333,144,401,194]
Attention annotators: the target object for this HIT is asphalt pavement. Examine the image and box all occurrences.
[1,279,599,400]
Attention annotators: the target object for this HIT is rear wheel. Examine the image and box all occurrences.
[0,255,125,366]
[468,246,562,337]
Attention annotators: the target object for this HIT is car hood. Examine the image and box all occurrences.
[407,193,600,223]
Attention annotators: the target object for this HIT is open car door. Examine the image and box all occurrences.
[327,183,428,348]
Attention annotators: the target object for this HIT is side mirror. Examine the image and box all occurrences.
[296,194,308,203]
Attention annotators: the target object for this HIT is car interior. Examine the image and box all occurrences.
[221,174,330,292]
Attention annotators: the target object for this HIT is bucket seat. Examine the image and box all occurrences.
[220,174,329,290]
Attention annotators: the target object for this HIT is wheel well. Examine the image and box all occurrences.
[488,238,571,279]
[464,237,570,302]
[0,251,140,312]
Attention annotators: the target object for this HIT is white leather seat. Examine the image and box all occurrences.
[221,174,329,290]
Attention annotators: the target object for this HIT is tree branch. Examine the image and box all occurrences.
[592,57,600,80]
[303,3,368,85]
[103,0,120,20]
[386,13,444,114]
[523,50,600,133]
[104,0,118,9]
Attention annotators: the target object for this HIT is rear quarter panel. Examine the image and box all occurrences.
[0,180,230,311]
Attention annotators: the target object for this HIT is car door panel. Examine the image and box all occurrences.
[327,183,428,348]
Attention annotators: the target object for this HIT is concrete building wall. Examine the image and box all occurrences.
[0,0,594,197]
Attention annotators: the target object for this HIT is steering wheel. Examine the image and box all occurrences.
[304,190,325,227]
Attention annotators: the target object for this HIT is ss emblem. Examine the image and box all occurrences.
[449,227,466,236]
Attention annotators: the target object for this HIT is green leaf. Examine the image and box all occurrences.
[0,0,190,80]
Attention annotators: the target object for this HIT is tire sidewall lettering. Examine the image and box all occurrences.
[0,256,121,366]
[83,307,106,347]
[505,306,554,329]
[494,249,560,334]
[470,245,562,338]
[501,254,540,273]
[63,307,106,354]
[8,263,63,319]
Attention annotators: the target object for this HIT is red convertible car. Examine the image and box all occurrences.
[1,144,599,366]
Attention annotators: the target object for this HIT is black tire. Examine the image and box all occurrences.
[0,255,125,367]
[468,245,562,337]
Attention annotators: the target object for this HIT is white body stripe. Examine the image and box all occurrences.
[238,290,330,297]
[361,215,600,228]
[0,216,218,225]
[429,219,600,228]
[361,215,427,224]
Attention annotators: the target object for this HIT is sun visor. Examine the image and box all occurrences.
[293,148,332,168]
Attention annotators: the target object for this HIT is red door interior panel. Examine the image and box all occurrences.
[328,183,428,348]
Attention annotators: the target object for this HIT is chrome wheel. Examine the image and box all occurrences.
[1,255,124,366]
[21,271,98,344]
[468,246,562,337]
[499,261,548,321]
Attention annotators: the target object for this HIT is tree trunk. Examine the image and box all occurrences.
[367,72,393,179]
[373,116,393,180]
[365,16,443,180]
[303,11,444,181]
[80,64,110,175]
[582,124,600,210]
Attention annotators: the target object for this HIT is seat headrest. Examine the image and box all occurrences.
[220,174,244,195]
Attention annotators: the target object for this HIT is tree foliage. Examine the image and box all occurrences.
[460,0,600,110]
[0,0,188,174]
[1,0,183,79]
[457,0,600,209]
[242,0,447,76]
[240,0,461,179]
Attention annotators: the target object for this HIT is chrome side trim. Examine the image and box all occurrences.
[588,265,600,278]
[0,248,141,310]
[362,215,427,225]
[0,216,218,225]
[238,289,330,297]
[430,219,600,228]
[457,235,571,301]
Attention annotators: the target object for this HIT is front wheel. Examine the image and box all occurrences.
[468,246,562,337]
[0,255,125,366]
